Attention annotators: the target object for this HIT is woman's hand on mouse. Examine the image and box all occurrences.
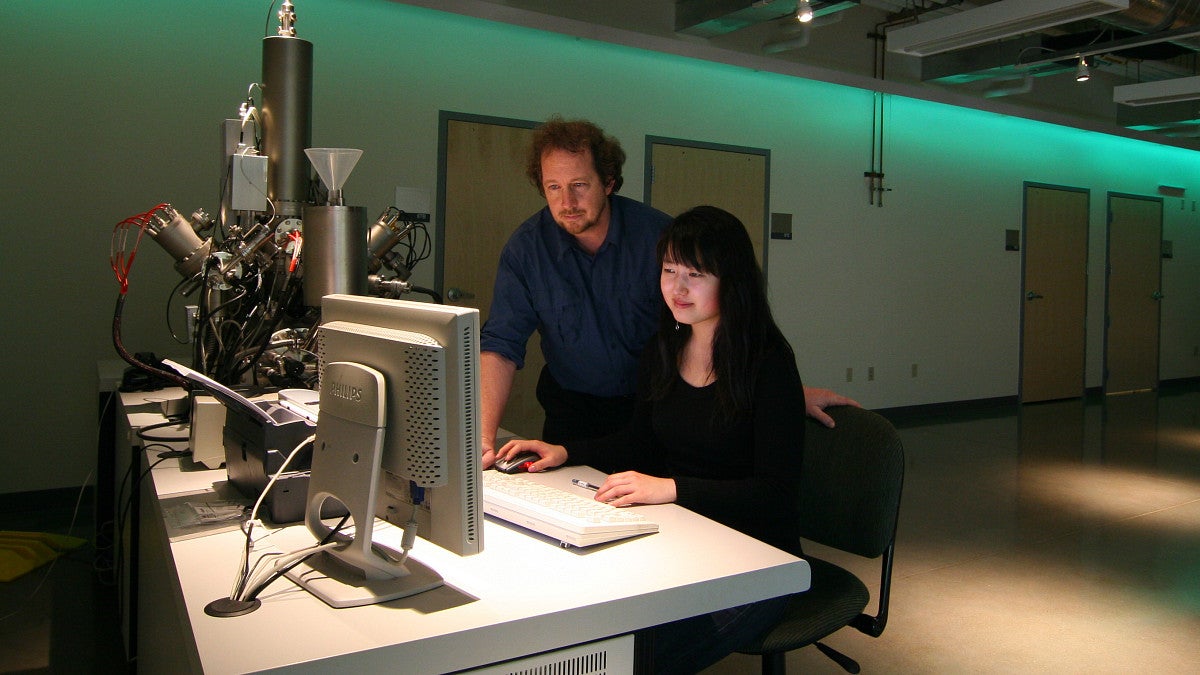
[495,439,567,472]
[595,472,676,507]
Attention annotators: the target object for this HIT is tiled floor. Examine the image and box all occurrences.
[708,385,1200,673]
[1,386,1197,673]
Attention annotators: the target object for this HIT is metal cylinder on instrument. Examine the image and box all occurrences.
[301,205,368,306]
[261,34,313,217]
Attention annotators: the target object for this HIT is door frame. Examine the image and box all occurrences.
[435,110,538,294]
[1018,181,1089,403]
[1102,191,1164,394]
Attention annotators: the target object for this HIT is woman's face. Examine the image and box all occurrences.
[660,254,721,333]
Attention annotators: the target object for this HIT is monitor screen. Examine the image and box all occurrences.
[285,294,483,608]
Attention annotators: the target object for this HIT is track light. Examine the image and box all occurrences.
[796,1,814,23]
[1075,56,1091,82]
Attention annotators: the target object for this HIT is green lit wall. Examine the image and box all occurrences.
[2,0,1198,494]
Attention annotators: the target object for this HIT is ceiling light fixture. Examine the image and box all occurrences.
[796,1,814,23]
[1075,56,1091,82]
[1114,75,1200,106]
[886,0,1128,57]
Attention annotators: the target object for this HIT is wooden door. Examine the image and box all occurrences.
[646,139,769,270]
[1020,184,1088,403]
[439,114,545,438]
[1105,193,1163,394]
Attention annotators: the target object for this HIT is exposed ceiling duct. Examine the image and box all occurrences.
[913,1,1200,85]
[891,0,1200,133]
[884,0,1130,56]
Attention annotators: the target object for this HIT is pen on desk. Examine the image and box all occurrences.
[571,478,601,491]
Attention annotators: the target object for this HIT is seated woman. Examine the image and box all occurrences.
[495,205,806,674]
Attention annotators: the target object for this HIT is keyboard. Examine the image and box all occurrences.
[482,471,660,548]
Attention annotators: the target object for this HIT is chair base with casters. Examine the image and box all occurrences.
[737,405,904,674]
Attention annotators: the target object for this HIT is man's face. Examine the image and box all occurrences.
[540,147,613,237]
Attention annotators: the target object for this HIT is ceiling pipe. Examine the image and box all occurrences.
[1092,0,1200,54]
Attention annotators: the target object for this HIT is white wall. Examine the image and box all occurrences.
[2,0,1198,495]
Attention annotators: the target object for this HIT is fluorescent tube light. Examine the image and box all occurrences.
[1114,75,1200,106]
[886,0,1128,57]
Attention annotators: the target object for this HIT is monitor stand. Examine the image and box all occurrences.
[286,548,443,609]
[285,362,444,608]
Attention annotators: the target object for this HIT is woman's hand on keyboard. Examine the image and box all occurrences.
[495,439,567,472]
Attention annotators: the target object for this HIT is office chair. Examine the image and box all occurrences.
[738,405,905,674]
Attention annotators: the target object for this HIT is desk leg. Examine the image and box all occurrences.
[96,391,117,570]
[112,410,146,667]
[128,441,142,667]
[134,459,200,674]
[112,398,140,667]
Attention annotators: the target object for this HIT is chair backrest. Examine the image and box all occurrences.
[797,406,904,559]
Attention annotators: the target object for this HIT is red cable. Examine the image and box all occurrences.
[110,204,171,294]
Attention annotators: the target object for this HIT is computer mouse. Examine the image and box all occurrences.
[494,450,540,474]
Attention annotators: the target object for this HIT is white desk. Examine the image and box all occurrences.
[118,391,810,674]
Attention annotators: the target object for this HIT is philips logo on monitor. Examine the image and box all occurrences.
[328,381,363,402]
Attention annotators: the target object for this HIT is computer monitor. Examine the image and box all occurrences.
[285,294,483,608]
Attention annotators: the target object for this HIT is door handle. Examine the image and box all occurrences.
[447,287,475,302]
[1026,291,1044,301]
[1151,290,1164,300]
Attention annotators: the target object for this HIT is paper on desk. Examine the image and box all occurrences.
[160,486,251,542]
[160,358,276,426]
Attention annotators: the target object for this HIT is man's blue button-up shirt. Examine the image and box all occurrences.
[481,194,671,398]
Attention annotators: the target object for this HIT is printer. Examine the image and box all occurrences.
[221,396,319,524]
[163,360,331,524]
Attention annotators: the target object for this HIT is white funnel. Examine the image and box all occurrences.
[306,148,363,205]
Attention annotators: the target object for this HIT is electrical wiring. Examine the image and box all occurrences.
[135,419,190,443]
[287,229,302,274]
[232,286,305,385]
[241,541,341,601]
[401,221,433,272]
[197,284,250,378]
[110,203,168,295]
[226,433,315,602]
[248,434,314,527]
[238,499,425,603]
[111,205,194,390]
[166,274,194,344]
[263,0,280,38]
[388,502,421,569]
[240,515,350,602]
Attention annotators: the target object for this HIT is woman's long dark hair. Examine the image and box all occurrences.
[647,205,793,424]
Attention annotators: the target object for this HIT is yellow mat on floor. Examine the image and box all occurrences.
[0,531,86,582]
